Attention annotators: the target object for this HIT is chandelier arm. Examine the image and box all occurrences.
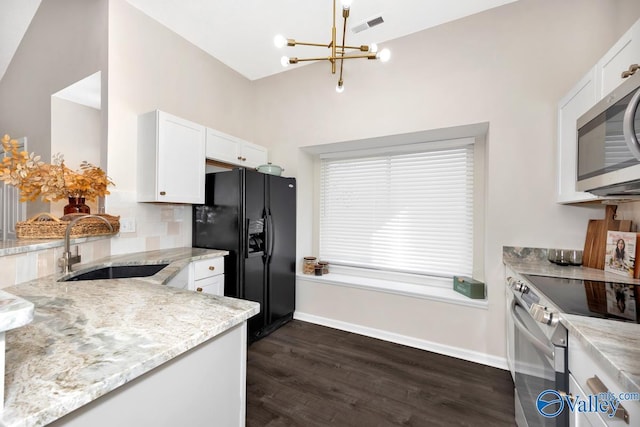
[291,41,334,48]
[336,45,370,51]
[336,53,378,60]
[331,0,337,74]
[292,56,337,63]
[337,5,348,87]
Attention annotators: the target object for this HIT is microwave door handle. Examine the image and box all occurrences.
[623,87,640,160]
[510,299,555,362]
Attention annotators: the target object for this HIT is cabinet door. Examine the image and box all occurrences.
[157,112,205,204]
[598,20,640,99]
[568,374,606,427]
[241,141,268,168]
[205,128,241,165]
[194,275,224,296]
[138,110,205,203]
[557,68,600,204]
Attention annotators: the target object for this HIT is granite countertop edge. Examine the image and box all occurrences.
[0,247,259,427]
[504,252,640,395]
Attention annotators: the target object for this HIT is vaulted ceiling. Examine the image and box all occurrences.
[0,0,519,83]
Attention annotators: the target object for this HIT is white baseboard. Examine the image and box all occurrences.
[293,311,508,371]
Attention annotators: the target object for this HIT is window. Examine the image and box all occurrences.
[319,139,475,281]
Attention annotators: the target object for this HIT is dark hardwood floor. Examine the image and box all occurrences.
[246,320,515,427]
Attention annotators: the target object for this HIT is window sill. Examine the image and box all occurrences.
[296,273,488,309]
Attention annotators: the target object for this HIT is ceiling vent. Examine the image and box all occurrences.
[351,15,384,34]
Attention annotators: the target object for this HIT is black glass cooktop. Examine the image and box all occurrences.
[522,274,640,323]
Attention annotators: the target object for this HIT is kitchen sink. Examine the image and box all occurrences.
[58,264,169,282]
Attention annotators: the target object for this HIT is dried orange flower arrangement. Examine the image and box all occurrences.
[0,134,114,202]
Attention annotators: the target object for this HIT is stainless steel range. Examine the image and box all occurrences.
[506,273,569,427]
[506,271,640,427]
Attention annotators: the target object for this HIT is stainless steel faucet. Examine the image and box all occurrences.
[59,214,114,274]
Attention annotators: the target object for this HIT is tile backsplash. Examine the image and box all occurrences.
[0,239,110,289]
[105,190,192,255]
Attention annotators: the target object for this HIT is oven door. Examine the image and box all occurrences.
[511,299,568,427]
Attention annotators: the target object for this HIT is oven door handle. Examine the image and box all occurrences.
[510,299,555,360]
[623,87,640,160]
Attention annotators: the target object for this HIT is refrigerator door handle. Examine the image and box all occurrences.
[267,210,275,260]
[245,218,250,259]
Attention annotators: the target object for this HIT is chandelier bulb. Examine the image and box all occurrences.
[274,34,287,49]
[341,0,352,10]
[369,43,378,53]
[281,56,290,67]
[336,82,345,93]
[377,48,391,63]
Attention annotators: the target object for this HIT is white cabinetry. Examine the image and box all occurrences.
[166,257,225,296]
[190,257,224,296]
[569,336,639,426]
[557,68,600,203]
[137,110,205,204]
[569,373,606,427]
[205,128,268,168]
[597,22,640,99]
[52,323,247,427]
[556,17,640,204]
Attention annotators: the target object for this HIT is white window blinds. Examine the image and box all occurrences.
[319,142,474,278]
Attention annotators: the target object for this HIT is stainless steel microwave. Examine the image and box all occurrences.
[576,71,640,196]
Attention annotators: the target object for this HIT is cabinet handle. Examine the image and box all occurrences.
[242,157,247,161]
[558,391,575,404]
[208,266,215,271]
[159,191,166,196]
[586,375,629,423]
[196,287,203,292]
[622,63,640,79]
[237,156,243,160]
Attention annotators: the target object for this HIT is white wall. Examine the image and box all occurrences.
[250,0,640,364]
[106,0,255,254]
[0,0,108,217]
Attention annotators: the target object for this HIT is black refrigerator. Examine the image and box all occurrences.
[193,168,296,342]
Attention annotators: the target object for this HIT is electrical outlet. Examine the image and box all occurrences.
[120,217,136,233]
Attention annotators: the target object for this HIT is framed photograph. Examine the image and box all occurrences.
[604,231,637,277]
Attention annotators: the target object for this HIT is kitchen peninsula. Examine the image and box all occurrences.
[0,248,259,427]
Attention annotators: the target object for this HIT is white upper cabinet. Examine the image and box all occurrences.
[557,67,600,204]
[597,22,640,99]
[137,110,206,204]
[557,18,640,204]
[205,128,267,169]
[240,140,268,168]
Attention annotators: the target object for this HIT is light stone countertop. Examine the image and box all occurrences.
[0,247,260,427]
[0,291,33,334]
[504,247,640,395]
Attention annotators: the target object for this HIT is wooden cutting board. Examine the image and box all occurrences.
[582,205,632,270]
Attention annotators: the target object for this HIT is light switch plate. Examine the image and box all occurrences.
[120,217,136,233]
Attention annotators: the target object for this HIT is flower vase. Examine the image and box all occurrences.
[63,197,90,215]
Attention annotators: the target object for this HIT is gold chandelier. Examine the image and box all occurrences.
[274,0,390,93]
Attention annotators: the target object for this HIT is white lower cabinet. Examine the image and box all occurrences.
[569,336,639,426]
[166,257,225,296]
[569,373,606,427]
[51,323,247,427]
[191,257,225,296]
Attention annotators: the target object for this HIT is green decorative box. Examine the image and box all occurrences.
[453,276,485,299]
